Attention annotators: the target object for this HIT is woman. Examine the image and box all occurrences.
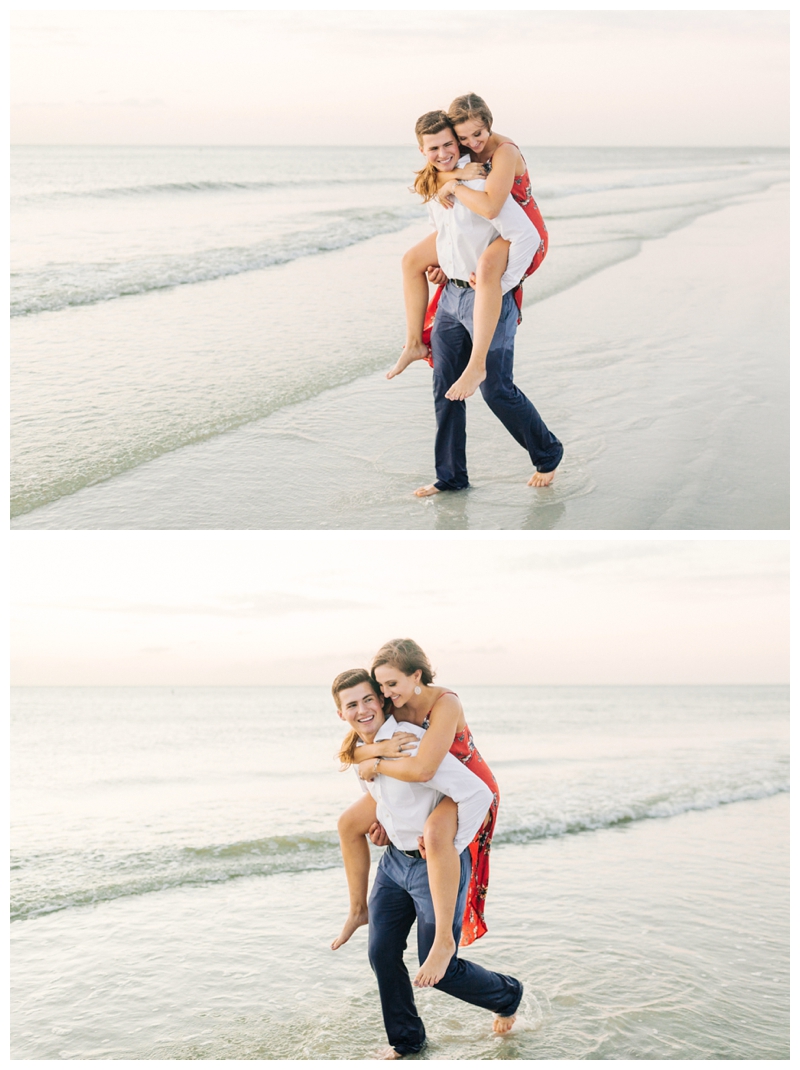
[389,95,548,418]
[333,639,499,990]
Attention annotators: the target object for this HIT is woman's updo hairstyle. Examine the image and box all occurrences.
[447,92,493,134]
[413,110,458,203]
[372,638,435,686]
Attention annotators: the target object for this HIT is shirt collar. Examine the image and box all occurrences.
[374,714,398,741]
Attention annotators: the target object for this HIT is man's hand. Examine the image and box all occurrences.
[426,266,448,286]
[369,822,390,847]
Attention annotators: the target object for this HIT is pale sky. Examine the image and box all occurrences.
[10,9,788,146]
[10,536,788,686]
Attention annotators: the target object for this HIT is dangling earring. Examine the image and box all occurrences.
[414,685,421,695]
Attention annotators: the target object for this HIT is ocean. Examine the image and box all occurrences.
[10,145,789,529]
[10,684,789,1059]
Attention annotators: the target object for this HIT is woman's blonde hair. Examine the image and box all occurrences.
[412,110,457,203]
[332,668,383,768]
[371,638,435,686]
[447,92,493,134]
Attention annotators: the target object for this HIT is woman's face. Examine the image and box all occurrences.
[454,119,491,156]
[336,682,386,741]
[373,663,420,709]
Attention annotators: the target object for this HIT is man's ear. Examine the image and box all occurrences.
[336,708,345,722]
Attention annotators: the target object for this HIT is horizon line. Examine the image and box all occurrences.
[9,681,789,689]
[10,143,790,151]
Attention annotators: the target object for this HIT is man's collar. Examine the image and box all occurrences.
[374,714,398,741]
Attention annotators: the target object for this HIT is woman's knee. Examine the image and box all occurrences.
[476,243,509,285]
[338,803,370,838]
[424,800,458,849]
[402,241,436,275]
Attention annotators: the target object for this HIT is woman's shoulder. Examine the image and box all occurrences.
[433,686,460,702]
[487,137,525,177]
[429,687,464,718]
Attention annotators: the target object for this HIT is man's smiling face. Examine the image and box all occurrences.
[336,681,385,742]
[419,128,460,172]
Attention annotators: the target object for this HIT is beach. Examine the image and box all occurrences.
[11,685,789,1059]
[11,146,788,530]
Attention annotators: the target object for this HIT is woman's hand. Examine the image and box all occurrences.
[437,180,459,209]
[458,161,487,181]
[382,731,417,758]
[426,266,448,286]
[357,758,381,782]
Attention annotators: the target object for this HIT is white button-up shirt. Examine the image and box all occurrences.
[359,715,493,855]
[427,155,538,295]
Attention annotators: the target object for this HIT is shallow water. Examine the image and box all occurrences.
[11,146,788,523]
[11,685,788,1058]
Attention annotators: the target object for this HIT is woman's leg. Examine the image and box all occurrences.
[387,232,440,380]
[445,237,510,401]
[332,792,378,950]
[414,796,462,987]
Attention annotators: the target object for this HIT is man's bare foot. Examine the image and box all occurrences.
[414,936,456,988]
[528,468,557,487]
[445,365,486,401]
[330,907,368,950]
[492,1013,516,1035]
[387,343,429,380]
[414,483,440,498]
[377,1047,404,1060]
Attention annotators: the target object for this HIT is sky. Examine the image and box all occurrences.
[10,536,788,687]
[10,9,789,146]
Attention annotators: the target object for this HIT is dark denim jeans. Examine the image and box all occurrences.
[367,844,523,1055]
[431,282,563,490]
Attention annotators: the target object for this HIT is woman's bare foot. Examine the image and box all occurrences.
[414,483,440,498]
[330,907,368,950]
[377,1047,404,1059]
[445,364,486,401]
[492,1013,516,1035]
[414,936,456,988]
[387,343,430,380]
[528,467,557,487]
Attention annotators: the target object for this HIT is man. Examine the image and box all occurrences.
[413,119,563,498]
[336,673,523,1059]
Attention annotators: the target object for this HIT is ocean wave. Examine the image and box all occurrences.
[11,833,343,923]
[15,175,400,204]
[11,204,424,317]
[11,781,788,923]
[495,780,789,845]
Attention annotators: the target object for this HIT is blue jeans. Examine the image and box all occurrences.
[431,283,563,491]
[368,845,523,1055]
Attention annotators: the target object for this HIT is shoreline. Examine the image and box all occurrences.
[12,792,788,1059]
[12,181,788,530]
